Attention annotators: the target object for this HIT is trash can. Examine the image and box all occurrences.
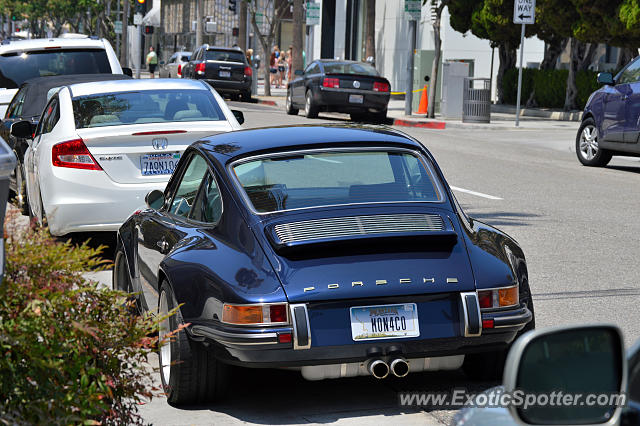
[462,78,491,123]
[0,135,17,283]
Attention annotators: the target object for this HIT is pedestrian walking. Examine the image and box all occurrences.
[270,46,280,88]
[286,46,293,81]
[146,47,158,78]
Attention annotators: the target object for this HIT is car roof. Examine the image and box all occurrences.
[66,78,208,98]
[17,74,132,118]
[204,45,243,51]
[0,37,106,54]
[199,125,423,163]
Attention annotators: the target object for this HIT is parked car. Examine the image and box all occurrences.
[158,51,191,78]
[181,44,252,101]
[0,37,129,117]
[453,324,640,426]
[113,125,535,405]
[1,74,132,215]
[10,79,244,236]
[286,60,391,122]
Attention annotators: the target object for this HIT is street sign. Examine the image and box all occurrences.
[255,12,264,26]
[133,13,142,26]
[114,20,122,34]
[513,0,535,24]
[306,2,320,26]
[405,0,421,21]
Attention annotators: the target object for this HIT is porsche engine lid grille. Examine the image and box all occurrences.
[273,214,446,244]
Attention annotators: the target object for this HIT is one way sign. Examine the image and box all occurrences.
[513,0,536,24]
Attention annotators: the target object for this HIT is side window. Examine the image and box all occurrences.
[168,56,176,64]
[6,89,26,119]
[190,173,223,223]
[169,154,209,218]
[304,63,315,74]
[43,98,60,134]
[617,58,640,84]
[35,98,55,136]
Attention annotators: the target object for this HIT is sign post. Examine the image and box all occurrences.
[404,0,420,116]
[513,0,535,127]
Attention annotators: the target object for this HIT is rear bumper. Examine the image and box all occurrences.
[202,78,251,94]
[315,87,390,113]
[187,297,532,369]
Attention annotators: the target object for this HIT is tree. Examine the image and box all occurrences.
[292,0,304,74]
[365,0,375,60]
[426,0,450,118]
[247,0,291,96]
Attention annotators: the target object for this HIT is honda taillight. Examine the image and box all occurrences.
[244,65,252,77]
[52,139,102,170]
[373,81,390,92]
[177,64,182,77]
[195,63,206,74]
[322,77,340,88]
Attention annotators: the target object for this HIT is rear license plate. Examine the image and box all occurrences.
[141,153,180,176]
[349,94,364,104]
[350,303,419,341]
[219,70,231,78]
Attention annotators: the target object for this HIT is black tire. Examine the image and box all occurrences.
[113,241,142,315]
[350,112,364,122]
[304,90,318,118]
[230,93,240,102]
[241,90,252,102]
[576,118,612,167]
[14,160,29,216]
[374,109,388,124]
[285,88,299,115]
[158,282,229,406]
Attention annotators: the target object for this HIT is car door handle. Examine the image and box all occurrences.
[156,239,169,253]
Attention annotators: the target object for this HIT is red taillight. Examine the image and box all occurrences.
[269,305,287,323]
[52,139,102,170]
[322,77,340,88]
[278,333,292,344]
[482,319,494,329]
[244,65,252,77]
[177,64,182,77]
[195,63,206,74]
[373,81,390,92]
[478,291,492,309]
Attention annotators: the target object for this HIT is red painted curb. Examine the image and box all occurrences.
[257,99,278,107]
[392,119,446,130]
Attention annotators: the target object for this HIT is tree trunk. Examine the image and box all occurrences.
[292,0,304,73]
[540,37,567,70]
[364,0,375,61]
[564,38,582,111]
[578,43,597,72]
[427,3,446,118]
[238,1,247,51]
[497,42,516,104]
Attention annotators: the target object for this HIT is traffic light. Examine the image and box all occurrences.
[232,27,239,37]
[11,14,17,21]
[136,0,146,13]
[229,0,237,13]
[144,26,154,34]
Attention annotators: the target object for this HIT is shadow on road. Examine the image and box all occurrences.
[60,231,118,264]
[463,210,543,227]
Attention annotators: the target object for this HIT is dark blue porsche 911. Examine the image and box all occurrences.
[114,125,535,405]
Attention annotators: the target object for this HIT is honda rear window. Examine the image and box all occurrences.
[232,150,443,213]
[0,49,111,89]
[72,89,225,128]
[205,50,245,63]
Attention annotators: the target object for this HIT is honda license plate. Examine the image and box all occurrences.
[349,94,364,104]
[140,153,180,176]
[219,70,231,78]
[350,303,419,341]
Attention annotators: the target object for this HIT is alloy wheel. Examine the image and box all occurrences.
[305,92,311,116]
[579,124,599,161]
[158,290,172,386]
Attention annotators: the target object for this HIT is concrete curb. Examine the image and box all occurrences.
[491,104,583,121]
[256,99,279,107]
[392,119,446,129]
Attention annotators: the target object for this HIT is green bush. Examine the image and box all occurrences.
[502,68,599,110]
[0,214,165,424]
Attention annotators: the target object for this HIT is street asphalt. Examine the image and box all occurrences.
[85,100,640,425]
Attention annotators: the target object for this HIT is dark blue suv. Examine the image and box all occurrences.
[577,58,640,166]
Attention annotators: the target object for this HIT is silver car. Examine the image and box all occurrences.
[158,51,191,78]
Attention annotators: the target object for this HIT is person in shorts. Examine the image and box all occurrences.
[269,46,279,87]
[146,47,158,78]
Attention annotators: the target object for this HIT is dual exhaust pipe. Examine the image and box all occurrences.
[368,357,409,379]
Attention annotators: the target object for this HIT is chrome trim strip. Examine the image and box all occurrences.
[460,292,482,337]
[290,303,312,350]
[493,322,529,329]
[190,326,279,345]
[227,147,447,216]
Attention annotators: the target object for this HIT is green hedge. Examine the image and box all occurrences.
[502,68,600,109]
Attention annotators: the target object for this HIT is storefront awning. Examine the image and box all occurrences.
[142,4,160,27]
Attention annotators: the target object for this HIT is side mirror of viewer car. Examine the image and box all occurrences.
[231,110,244,125]
[145,189,165,210]
[10,121,34,139]
[597,72,615,86]
[503,325,626,425]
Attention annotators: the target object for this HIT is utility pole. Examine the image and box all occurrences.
[121,0,129,67]
[116,0,121,57]
[239,1,247,51]
[196,0,203,47]
[404,19,416,116]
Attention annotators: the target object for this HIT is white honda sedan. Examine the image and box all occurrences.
[18,79,242,236]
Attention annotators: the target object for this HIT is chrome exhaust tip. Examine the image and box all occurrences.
[390,357,409,378]
[368,359,390,379]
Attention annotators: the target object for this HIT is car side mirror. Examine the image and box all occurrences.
[122,67,133,77]
[597,72,614,86]
[231,110,244,125]
[145,189,165,210]
[10,120,34,139]
[160,60,165,65]
[294,69,304,76]
[503,325,626,425]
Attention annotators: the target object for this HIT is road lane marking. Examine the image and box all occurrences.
[450,186,503,200]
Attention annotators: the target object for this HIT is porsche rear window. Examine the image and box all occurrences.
[232,150,442,213]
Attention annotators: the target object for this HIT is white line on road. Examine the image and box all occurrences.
[450,186,503,200]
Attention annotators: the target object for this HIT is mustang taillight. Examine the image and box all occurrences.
[244,65,253,77]
[195,63,206,74]
[373,81,390,92]
[477,286,518,309]
[177,64,182,77]
[222,303,289,325]
[322,77,340,88]
[52,138,102,170]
